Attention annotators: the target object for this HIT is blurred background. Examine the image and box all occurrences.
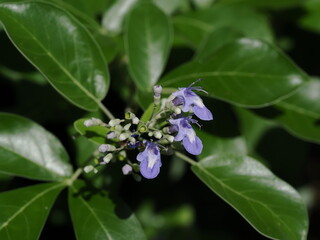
[0,0,320,239]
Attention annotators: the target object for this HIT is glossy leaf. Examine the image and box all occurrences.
[102,0,138,35]
[125,2,173,91]
[69,180,147,240]
[0,113,72,181]
[160,38,308,107]
[192,155,308,240]
[219,0,304,9]
[194,27,243,61]
[0,183,64,240]
[74,118,111,145]
[0,1,109,111]
[173,5,273,49]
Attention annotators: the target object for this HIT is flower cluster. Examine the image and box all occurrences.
[83,79,213,180]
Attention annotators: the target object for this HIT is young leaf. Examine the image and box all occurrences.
[125,2,173,91]
[192,155,308,240]
[0,1,109,111]
[0,113,72,181]
[0,183,65,240]
[160,39,308,107]
[69,180,147,240]
[74,118,112,145]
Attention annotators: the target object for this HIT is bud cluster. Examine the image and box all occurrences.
[83,80,213,180]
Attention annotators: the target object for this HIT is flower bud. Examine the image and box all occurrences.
[84,165,94,173]
[107,131,116,139]
[132,117,140,125]
[125,112,136,120]
[122,164,132,175]
[139,125,147,133]
[154,131,162,139]
[128,137,136,144]
[84,118,103,127]
[148,132,153,137]
[174,107,182,114]
[98,144,109,152]
[124,123,131,131]
[153,85,162,98]
[167,135,174,143]
[118,150,127,161]
[108,119,122,127]
[119,133,130,141]
[103,153,113,164]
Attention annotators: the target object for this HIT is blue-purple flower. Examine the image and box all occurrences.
[137,142,162,179]
[171,82,213,121]
[169,117,203,155]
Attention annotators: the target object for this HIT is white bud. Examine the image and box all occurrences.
[128,137,136,144]
[148,132,153,137]
[153,85,162,97]
[119,150,127,158]
[103,153,113,164]
[124,123,131,131]
[107,131,116,139]
[119,133,129,141]
[132,117,139,125]
[84,118,103,127]
[174,107,182,114]
[84,165,94,173]
[108,119,122,127]
[83,119,93,127]
[154,131,162,139]
[167,135,174,143]
[115,125,123,132]
[122,164,133,175]
[98,144,109,152]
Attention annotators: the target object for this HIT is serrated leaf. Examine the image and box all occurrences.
[69,180,147,240]
[0,182,64,240]
[0,113,72,181]
[125,2,172,91]
[192,155,308,240]
[160,39,308,107]
[0,1,109,111]
[74,118,111,145]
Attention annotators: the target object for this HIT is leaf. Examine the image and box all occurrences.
[0,113,72,181]
[194,27,243,61]
[192,155,308,240]
[0,1,109,111]
[69,180,147,240]
[74,118,111,145]
[125,2,173,91]
[173,5,273,49]
[152,0,189,15]
[160,38,308,107]
[0,182,64,240]
[218,0,304,9]
[102,0,138,35]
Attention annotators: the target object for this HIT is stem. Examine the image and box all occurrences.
[97,101,115,120]
[161,87,176,94]
[175,151,197,165]
[65,168,83,186]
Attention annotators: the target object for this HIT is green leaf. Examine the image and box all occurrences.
[194,27,243,61]
[0,113,72,181]
[218,0,304,9]
[152,0,189,15]
[0,1,109,111]
[0,182,64,240]
[160,39,308,107]
[69,180,147,240]
[74,118,111,145]
[125,2,173,91]
[173,5,273,49]
[102,0,138,35]
[192,155,308,240]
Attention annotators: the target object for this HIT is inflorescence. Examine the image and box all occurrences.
[83,79,213,179]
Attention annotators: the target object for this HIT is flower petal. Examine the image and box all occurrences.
[183,135,203,155]
[193,105,213,121]
[139,157,161,179]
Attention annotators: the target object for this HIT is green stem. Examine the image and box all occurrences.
[65,168,83,186]
[97,101,115,120]
[175,151,197,165]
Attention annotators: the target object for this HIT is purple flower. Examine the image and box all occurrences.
[136,142,162,179]
[169,117,203,155]
[171,81,213,121]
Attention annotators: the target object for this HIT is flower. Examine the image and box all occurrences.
[136,142,162,179]
[169,117,203,155]
[171,81,213,121]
